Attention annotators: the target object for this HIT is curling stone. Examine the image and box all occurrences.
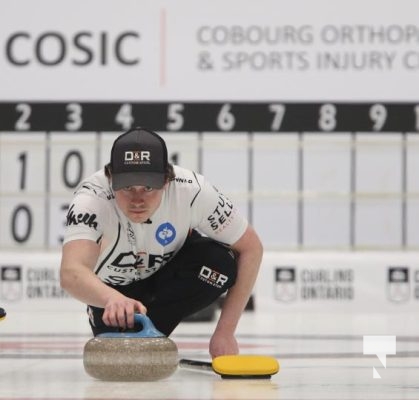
[83,313,178,381]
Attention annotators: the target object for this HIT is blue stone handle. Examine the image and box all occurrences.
[97,313,165,338]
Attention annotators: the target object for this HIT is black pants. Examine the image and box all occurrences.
[88,231,237,336]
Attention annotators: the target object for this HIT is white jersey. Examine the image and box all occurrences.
[63,166,248,286]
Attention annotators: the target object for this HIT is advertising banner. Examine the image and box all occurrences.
[1,251,418,312]
[1,0,418,101]
[256,251,419,311]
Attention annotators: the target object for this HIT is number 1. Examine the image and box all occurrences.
[18,152,27,190]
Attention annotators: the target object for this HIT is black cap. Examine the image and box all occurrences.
[110,127,168,190]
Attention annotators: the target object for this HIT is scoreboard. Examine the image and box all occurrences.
[1,102,418,132]
[0,101,418,251]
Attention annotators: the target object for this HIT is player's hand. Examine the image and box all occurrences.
[102,294,147,329]
[209,330,239,358]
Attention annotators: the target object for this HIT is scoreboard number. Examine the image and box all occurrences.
[115,103,134,130]
[268,104,286,131]
[18,151,28,190]
[318,103,337,132]
[167,103,184,131]
[415,105,419,131]
[62,150,84,189]
[369,104,387,131]
[15,103,31,131]
[65,103,83,131]
[217,103,235,131]
[11,204,32,243]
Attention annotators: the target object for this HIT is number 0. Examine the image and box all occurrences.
[11,205,32,243]
[62,151,83,189]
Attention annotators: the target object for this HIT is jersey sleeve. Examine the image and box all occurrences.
[62,191,108,244]
[191,177,248,245]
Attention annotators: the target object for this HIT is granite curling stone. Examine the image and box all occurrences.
[83,313,178,381]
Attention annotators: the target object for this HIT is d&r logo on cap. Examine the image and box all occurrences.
[124,151,151,165]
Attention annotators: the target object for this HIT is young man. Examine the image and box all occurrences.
[60,127,263,358]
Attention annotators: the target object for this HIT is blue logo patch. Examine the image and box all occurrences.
[155,222,176,246]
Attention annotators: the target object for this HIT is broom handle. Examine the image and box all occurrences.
[179,358,213,372]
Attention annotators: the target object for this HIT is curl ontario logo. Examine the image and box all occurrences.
[155,222,176,246]
[275,267,297,302]
[387,266,409,303]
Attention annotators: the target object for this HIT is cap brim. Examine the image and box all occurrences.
[112,172,166,191]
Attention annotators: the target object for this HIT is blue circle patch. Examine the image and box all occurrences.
[155,222,176,246]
